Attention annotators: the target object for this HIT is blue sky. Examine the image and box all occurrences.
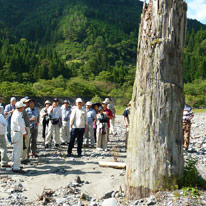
[186,0,206,24]
[140,0,206,24]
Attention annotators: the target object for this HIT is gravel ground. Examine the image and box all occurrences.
[0,113,205,206]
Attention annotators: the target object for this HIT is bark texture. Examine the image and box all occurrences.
[125,0,187,200]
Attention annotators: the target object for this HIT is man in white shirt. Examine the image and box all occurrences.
[0,106,10,168]
[45,98,62,148]
[11,101,27,173]
[68,98,87,157]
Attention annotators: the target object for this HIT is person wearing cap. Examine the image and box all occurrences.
[0,106,10,168]
[96,106,108,151]
[26,99,40,157]
[92,103,100,143]
[11,101,27,173]
[123,100,131,149]
[20,97,31,164]
[68,98,87,157]
[84,101,96,147]
[4,97,16,143]
[105,98,116,135]
[45,98,62,148]
[102,101,113,143]
[40,100,51,140]
[60,100,71,145]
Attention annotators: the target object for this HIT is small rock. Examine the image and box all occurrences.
[112,191,118,198]
[90,202,98,206]
[76,176,82,184]
[80,192,90,200]
[101,191,114,199]
[102,198,118,206]
[56,198,66,204]
[147,201,156,206]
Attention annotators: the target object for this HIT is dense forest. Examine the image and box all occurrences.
[0,0,206,107]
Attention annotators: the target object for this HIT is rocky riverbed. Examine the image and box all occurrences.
[0,113,205,206]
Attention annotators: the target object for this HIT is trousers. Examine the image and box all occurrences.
[183,121,191,149]
[110,118,115,134]
[106,127,109,143]
[6,119,11,143]
[22,127,30,160]
[0,134,9,166]
[60,121,70,143]
[29,128,38,154]
[46,122,60,145]
[85,124,95,146]
[68,128,85,155]
[12,131,23,170]
[96,128,107,149]
[125,127,129,149]
[42,119,49,139]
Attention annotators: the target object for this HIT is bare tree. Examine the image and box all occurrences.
[125,0,187,199]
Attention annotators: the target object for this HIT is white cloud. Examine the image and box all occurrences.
[187,0,206,24]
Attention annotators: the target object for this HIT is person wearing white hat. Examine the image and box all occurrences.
[68,98,87,157]
[40,100,51,140]
[96,106,108,151]
[60,100,71,145]
[45,98,62,148]
[26,99,40,157]
[0,106,10,168]
[84,101,96,147]
[4,97,16,143]
[11,101,27,173]
[105,98,116,135]
[20,97,31,164]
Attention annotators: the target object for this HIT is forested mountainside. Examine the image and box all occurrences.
[0,0,206,107]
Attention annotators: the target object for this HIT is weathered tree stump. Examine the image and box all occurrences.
[125,0,187,199]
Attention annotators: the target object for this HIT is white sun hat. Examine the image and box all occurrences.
[86,101,92,106]
[76,98,83,103]
[15,101,26,108]
[104,98,110,103]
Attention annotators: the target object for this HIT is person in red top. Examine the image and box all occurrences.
[102,101,113,143]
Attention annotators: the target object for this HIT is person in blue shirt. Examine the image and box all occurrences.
[85,101,96,147]
[26,99,40,157]
[60,100,71,145]
[4,97,16,143]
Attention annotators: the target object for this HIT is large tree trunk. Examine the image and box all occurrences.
[125,0,187,199]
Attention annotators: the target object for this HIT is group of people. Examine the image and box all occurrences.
[0,96,116,173]
[0,95,195,173]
